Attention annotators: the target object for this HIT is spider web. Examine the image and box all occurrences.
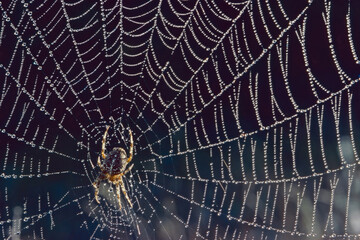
[1,0,360,239]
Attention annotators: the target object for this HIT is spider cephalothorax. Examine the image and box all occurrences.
[92,126,133,209]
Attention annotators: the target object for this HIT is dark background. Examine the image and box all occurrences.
[1,0,360,239]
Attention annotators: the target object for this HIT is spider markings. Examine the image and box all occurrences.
[92,126,134,209]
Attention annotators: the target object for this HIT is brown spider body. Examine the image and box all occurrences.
[92,126,134,209]
[102,148,127,175]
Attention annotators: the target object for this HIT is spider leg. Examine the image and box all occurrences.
[115,183,122,209]
[127,129,133,163]
[93,173,106,204]
[97,156,104,171]
[123,164,134,175]
[120,178,133,208]
[101,126,110,159]
[93,178,101,204]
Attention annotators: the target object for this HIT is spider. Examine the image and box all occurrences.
[92,126,133,209]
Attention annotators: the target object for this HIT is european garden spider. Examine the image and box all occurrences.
[93,126,133,209]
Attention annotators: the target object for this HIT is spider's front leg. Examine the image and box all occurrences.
[101,126,110,159]
[97,156,103,170]
[127,129,133,163]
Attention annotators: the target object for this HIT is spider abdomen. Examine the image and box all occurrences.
[103,148,127,175]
